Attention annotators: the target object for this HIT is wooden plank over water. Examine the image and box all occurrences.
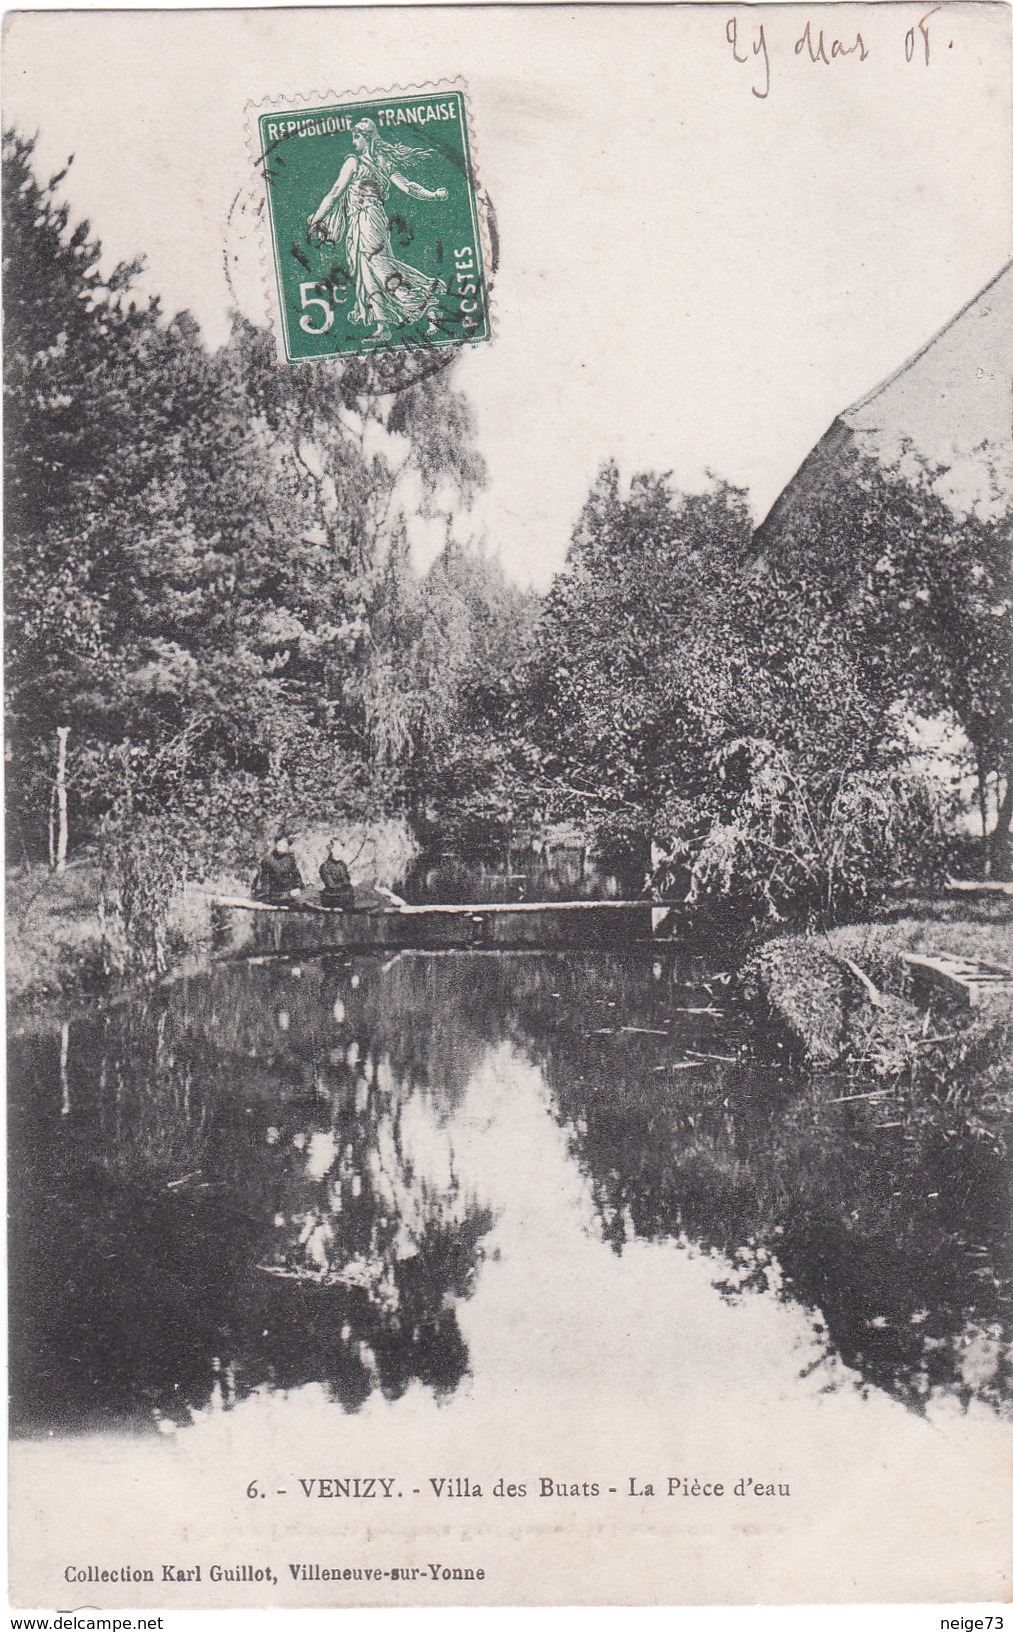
[210,894,656,916]
[209,893,674,955]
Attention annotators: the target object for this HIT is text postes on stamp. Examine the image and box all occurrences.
[253,85,490,364]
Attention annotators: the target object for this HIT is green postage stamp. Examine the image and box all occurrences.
[251,84,491,363]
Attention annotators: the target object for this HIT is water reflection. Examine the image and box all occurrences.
[9,951,1011,1437]
[508,958,1011,1417]
[9,959,497,1435]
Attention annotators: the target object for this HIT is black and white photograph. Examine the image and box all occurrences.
[4,1,1012,1610]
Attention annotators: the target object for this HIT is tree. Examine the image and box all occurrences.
[518,460,952,918]
[756,443,1013,874]
[3,128,165,857]
[361,530,539,837]
[4,126,499,917]
[519,466,754,860]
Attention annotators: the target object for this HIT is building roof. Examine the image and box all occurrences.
[756,262,1013,547]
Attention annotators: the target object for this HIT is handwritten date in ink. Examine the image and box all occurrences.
[725,7,948,99]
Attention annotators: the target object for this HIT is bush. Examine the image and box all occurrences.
[688,740,953,923]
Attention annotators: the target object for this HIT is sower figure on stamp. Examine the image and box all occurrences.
[252,832,304,903]
[319,839,355,910]
[307,119,448,342]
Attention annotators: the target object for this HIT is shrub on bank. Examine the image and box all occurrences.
[744,922,1013,1146]
[743,935,922,1067]
[6,861,112,1005]
[9,807,420,1008]
[688,744,953,925]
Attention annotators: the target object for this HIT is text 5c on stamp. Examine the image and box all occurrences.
[251,84,492,363]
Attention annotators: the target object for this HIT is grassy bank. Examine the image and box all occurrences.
[743,895,1013,1150]
[6,817,418,1017]
[6,861,109,1009]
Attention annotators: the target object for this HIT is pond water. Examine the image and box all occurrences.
[9,947,1011,1440]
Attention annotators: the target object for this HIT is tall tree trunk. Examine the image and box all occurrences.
[54,725,70,874]
[122,736,133,819]
[991,757,1013,880]
[59,1021,70,1117]
[975,748,991,879]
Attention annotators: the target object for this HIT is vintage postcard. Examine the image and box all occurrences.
[4,1,1012,1614]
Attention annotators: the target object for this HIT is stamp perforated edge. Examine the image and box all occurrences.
[243,77,495,370]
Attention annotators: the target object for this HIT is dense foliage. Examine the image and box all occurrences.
[5,127,1009,967]
[517,462,962,915]
[3,130,527,898]
[755,439,1012,874]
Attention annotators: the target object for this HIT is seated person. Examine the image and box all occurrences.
[252,834,304,903]
[319,840,355,910]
